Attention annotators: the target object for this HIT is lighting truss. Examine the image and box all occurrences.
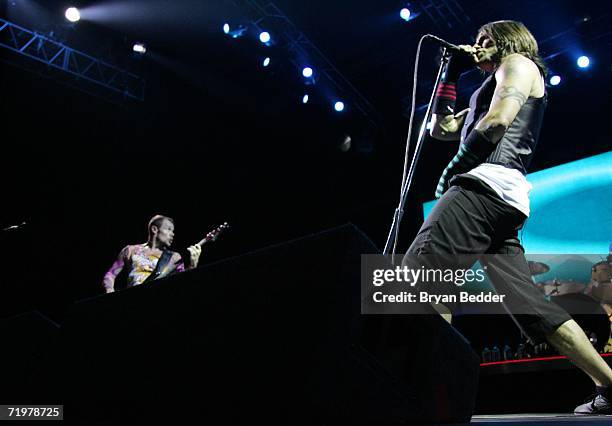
[417,0,471,29]
[0,18,145,102]
[230,0,380,127]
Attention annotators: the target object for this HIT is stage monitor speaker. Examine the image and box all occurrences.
[58,224,479,424]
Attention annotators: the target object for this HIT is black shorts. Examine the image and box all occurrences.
[402,173,571,344]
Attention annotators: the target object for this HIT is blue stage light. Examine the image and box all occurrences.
[223,23,230,34]
[65,7,80,23]
[549,75,561,86]
[133,43,146,54]
[263,57,271,67]
[400,8,411,21]
[259,31,270,43]
[577,56,590,68]
[302,94,309,104]
[302,67,313,78]
[334,101,345,112]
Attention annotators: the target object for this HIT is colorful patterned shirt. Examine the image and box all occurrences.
[103,244,185,290]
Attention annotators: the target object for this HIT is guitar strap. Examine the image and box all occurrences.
[142,249,174,284]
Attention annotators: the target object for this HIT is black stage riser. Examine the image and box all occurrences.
[0,311,60,403]
[45,224,479,423]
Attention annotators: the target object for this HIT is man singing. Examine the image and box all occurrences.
[404,20,612,414]
[103,215,201,293]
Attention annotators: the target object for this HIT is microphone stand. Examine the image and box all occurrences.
[383,48,450,259]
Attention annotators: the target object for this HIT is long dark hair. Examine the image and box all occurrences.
[478,20,548,76]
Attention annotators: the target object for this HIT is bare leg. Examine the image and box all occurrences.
[546,319,612,386]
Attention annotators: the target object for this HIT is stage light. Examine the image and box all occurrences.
[577,55,590,68]
[302,67,313,78]
[259,31,270,43]
[400,8,411,21]
[302,94,309,104]
[133,43,146,54]
[334,101,345,112]
[549,75,561,86]
[65,7,80,23]
[263,57,271,67]
[223,23,230,34]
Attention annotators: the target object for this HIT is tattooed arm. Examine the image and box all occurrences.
[103,246,131,293]
[475,53,538,143]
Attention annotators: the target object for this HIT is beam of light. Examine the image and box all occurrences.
[577,55,590,68]
[259,31,270,43]
[400,8,411,21]
[263,57,270,67]
[334,101,344,112]
[302,94,309,104]
[76,1,228,36]
[65,7,80,22]
[549,75,561,86]
[302,67,313,78]
[223,23,230,34]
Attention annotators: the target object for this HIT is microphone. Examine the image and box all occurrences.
[424,34,462,53]
[1,221,27,232]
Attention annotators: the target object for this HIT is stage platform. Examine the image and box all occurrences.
[468,413,612,424]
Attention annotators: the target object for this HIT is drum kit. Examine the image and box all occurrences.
[529,258,612,352]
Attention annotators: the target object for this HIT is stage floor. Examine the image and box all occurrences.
[469,413,612,424]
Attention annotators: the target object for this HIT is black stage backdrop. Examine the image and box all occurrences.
[0,0,611,320]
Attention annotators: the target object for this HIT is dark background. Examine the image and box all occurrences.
[0,0,610,321]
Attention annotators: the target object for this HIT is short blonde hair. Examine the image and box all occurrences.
[147,214,174,238]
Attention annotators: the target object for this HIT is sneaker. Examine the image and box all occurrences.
[575,389,612,415]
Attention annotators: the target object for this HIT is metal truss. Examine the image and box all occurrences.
[417,0,471,29]
[0,18,145,102]
[230,0,380,128]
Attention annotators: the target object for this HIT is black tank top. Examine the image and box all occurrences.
[460,72,547,175]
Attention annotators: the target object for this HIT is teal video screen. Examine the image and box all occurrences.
[422,151,612,291]
[423,151,612,254]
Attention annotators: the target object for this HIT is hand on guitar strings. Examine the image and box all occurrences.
[187,244,202,268]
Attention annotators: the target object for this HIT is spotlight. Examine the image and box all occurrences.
[549,75,561,86]
[577,55,590,68]
[302,94,309,104]
[400,8,411,21]
[223,23,230,34]
[334,101,345,112]
[302,67,313,78]
[339,135,352,152]
[263,57,271,67]
[259,31,271,44]
[65,7,80,23]
[133,43,147,54]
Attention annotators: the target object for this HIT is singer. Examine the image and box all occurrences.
[102,215,202,293]
[402,20,612,414]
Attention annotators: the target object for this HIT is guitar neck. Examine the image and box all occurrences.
[195,223,228,247]
[196,237,209,247]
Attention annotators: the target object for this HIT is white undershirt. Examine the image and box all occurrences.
[467,163,532,217]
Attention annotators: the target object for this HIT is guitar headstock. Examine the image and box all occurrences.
[197,222,229,246]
